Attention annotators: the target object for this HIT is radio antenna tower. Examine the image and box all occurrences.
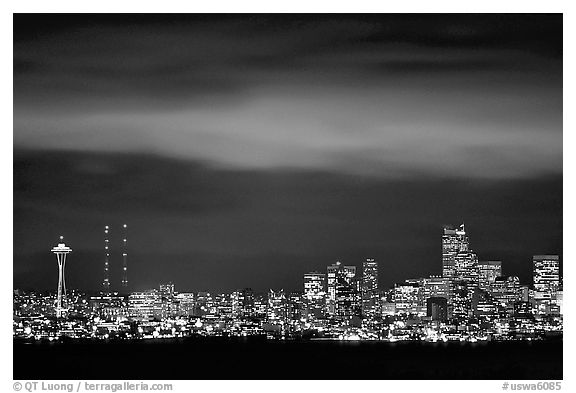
[51,236,72,318]
[102,225,111,293]
[121,224,128,288]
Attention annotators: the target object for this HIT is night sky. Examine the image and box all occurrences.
[13,14,562,293]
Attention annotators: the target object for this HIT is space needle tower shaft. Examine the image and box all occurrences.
[51,236,72,318]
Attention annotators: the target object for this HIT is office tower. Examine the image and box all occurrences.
[361,259,379,319]
[533,255,560,301]
[327,261,356,316]
[393,282,421,315]
[128,290,161,320]
[51,237,72,318]
[303,271,326,319]
[267,289,287,325]
[121,224,128,288]
[336,275,361,323]
[477,261,502,291]
[427,297,448,322]
[442,224,468,279]
[103,226,111,292]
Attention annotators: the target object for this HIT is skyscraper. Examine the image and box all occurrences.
[335,268,361,323]
[326,261,355,316]
[442,224,468,279]
[533,255,560,313]
[267,289,287,325]
[159,282,176,319]
[361,259,379,319]
[303,271,326,319]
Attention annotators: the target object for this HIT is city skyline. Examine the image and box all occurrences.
[14,221,562,345]
[15,219,562,294]
[26,222,560,298]
[12,13,563,381]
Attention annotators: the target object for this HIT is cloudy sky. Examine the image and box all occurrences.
[14,14,562,293]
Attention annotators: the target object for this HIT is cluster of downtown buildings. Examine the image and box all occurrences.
[13,224,562,342]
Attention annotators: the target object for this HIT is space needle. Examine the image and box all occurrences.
[51,236,72,318]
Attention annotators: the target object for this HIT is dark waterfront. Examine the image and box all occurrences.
[14,338,562,380]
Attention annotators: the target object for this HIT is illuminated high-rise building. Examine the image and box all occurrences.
[326,261,355,316]
[477,261,502,291]
[267,289,287,325]
[336,277,361,324]
[442,224,468,279]
[361,259,379,319]
[303,271,326,319]
[51,236,72,318]
[533,255,560,314]
[533,255,560,300]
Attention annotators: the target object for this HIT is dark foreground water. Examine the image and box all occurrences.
[14,338,562,380]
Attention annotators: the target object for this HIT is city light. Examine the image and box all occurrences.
[13,223,562,343]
